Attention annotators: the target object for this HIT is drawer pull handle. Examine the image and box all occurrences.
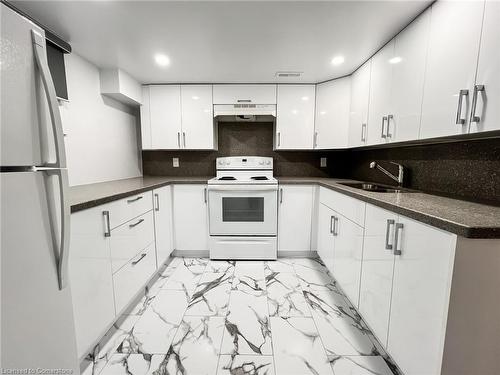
[127,196,143,203]
[394,223,404,255]
[129,218,145,228]
[154,193,160,211]
[385,219,395,250]
[132,253,147,265]
[103,210,111,237]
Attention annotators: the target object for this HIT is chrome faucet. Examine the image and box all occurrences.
[370,161,404,187]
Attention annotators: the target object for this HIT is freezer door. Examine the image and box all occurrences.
[0,171,79,371]
[0,4,64,167]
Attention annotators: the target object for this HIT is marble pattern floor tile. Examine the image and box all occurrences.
[85,257,399,375]
[217,355,275,375]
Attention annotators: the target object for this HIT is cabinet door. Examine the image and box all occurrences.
[332,214,364,307]
[390,9,430,142]
[140,86,152,149]
[276,85,315,149]
[314,77,351,149]
[173,185,208,251]
[149,85,182,149]
[469,0,500,134]
[181,85,214,149]
[70,206,115,358]
[358,204,397,347]
[317,203,335,274]
[387,216,456,375]
[367,41,394,145]
[213,84,277,104]
[348,61,371,147]
[419,0,484,139]
[153,185,174,266]
[278,185,313,252]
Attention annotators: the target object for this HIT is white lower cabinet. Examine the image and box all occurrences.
[278,185,314,252]
[332,213,364,307]
[153,185,174,266]
[317,203,335,274]
[70,205,116,359]
[173,184,209,251]
[113,243,157,314]
[387,215,456,375]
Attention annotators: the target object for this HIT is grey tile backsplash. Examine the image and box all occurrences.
[142,122,500,205]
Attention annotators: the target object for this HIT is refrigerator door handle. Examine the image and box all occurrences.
[41,167,71,290]
[31,29,67,169]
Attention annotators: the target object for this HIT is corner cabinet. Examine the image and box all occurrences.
[314,77,351,149]
[275,84,316,149]
[152,185,174,266]
[348,60,371,147]
[173,185,209,251]
[141,85,215,150]
[277,185,314,252]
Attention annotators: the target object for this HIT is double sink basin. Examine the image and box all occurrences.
[338,182,415,193]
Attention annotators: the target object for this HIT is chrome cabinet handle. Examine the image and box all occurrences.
[32,30,66,168]
[455,89,469,125]
[279,188,283,203]
[154,193,160,211]
[129,218,144,228]
[237,99,252,103]
[314,132,318,148]
[277,132,281,147]
[394,223,404,255]
[361,123,367,142]
[330,216,335,234]
[385,219,395,250]
[127,196,143,203]
[381,116,388,138]
[470,85,485,123]
[386,115,393,138]
[177,132,181,148]
[333,216,339,236]
[103,210,111,237]
[204,187,207,203]
[183,132,186,148]
[132,253,147,266]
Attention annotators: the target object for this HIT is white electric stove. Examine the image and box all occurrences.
[207,156,278,260]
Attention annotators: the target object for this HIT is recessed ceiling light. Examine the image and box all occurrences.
[389,56,402,64]
[154,54,170,67]
[291,109,298,115]
[192,96,200,100]
[301,96,309,101]
[320,111,327,115]
[331,56,345,66]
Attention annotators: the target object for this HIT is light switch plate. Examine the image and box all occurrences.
[173,158,179,167]
[320,157,327,167]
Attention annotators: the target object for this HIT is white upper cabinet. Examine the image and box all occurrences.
[389,8,430,142]
[348,61,371,147]
[278,185,314,252]
[180,85,214,149]
[367,40,395,145]
[469,0,500,134]
[141,85,214,150]
[314,77,351,149]
[276,84,316,149]
[419,0,484,139]
[213,84,277,104]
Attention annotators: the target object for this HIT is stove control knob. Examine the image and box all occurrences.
[259,161,264,165]
[266,161,271,165]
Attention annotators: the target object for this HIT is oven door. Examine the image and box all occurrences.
[208,184,278,236]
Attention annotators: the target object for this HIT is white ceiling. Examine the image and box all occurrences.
[11,0,432,84]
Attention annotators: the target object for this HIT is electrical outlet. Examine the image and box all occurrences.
[320,157,327,167]
[173,158,179,168]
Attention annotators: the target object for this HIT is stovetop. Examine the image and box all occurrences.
[209,156,277,185]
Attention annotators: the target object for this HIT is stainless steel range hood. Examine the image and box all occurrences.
[214,104,276,122]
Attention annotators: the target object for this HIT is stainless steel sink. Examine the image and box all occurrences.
[338,182,411,193]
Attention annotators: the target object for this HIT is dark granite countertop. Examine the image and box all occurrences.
[70,175,500,239]
[278,177,500,239]
[70,176,211,213]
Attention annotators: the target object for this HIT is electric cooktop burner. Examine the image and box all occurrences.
[251,176,269,180]
[218,176,237,181]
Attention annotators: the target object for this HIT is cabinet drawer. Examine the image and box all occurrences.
[107,191,153,229]
[213,84,277,104]
[319,187,365,227]
[110,211,155,273]
[113,244,156,314]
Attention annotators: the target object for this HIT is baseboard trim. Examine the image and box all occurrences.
[278,251,318,258]
[172,250,210,258]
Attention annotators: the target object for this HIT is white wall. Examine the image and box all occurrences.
[60,53,142,186]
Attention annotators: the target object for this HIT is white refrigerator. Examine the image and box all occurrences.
[1,4,79,372]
